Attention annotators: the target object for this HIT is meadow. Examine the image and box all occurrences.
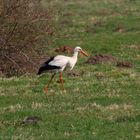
[0,0,140,139]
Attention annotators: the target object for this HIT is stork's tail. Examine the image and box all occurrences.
[37,70,41,75]
[37,57,55,75]
[37,56,61,75]
[37,69,42,75]
[37,66,45,75]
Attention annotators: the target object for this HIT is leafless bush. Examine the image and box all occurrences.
[0,0,56,76]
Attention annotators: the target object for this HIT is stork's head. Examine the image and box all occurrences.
[74,46,88,56]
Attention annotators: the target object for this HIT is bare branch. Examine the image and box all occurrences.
[4,54,24,74]
[2,21,18,48]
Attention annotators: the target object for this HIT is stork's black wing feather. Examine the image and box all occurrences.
[37,57,60,75]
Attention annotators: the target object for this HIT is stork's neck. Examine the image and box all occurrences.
[72,51,79,59]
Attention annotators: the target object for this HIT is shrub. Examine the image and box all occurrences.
[0,0,56,76]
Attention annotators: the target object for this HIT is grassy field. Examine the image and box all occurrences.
[0,0,140,139]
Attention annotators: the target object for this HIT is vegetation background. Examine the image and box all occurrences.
[0,0,140,139]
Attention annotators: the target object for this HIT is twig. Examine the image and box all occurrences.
[2,21,18,48]
[4,54,24,73]
[9,45,39,70]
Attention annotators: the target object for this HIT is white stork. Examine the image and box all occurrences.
[37,46,88,93]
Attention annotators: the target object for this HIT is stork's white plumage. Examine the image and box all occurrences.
[37,46,88,93]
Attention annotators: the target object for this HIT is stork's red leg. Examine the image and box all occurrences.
[59,71,64,89]
[44,73,56,93]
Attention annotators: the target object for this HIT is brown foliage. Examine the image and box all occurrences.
[0,0,55,76]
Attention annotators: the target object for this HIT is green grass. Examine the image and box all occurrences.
[0,0,140,139]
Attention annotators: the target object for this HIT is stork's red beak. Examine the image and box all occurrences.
[80,50,88,57]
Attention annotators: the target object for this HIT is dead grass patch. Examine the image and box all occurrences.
[31,102,44,110]
[75,103,133,119]
[1,104,23,113]
[126,44,140,50]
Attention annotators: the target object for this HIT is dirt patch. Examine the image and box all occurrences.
[114,26,125,33]
[86,54,133,69]
[96,9,113,16]
[63,12,74,17]
[116,61,133,68]
[55,46,73,54]
[85,27,96,33]
[22,116,42,125]
[86,54,117,64]
[60,20,73,26]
